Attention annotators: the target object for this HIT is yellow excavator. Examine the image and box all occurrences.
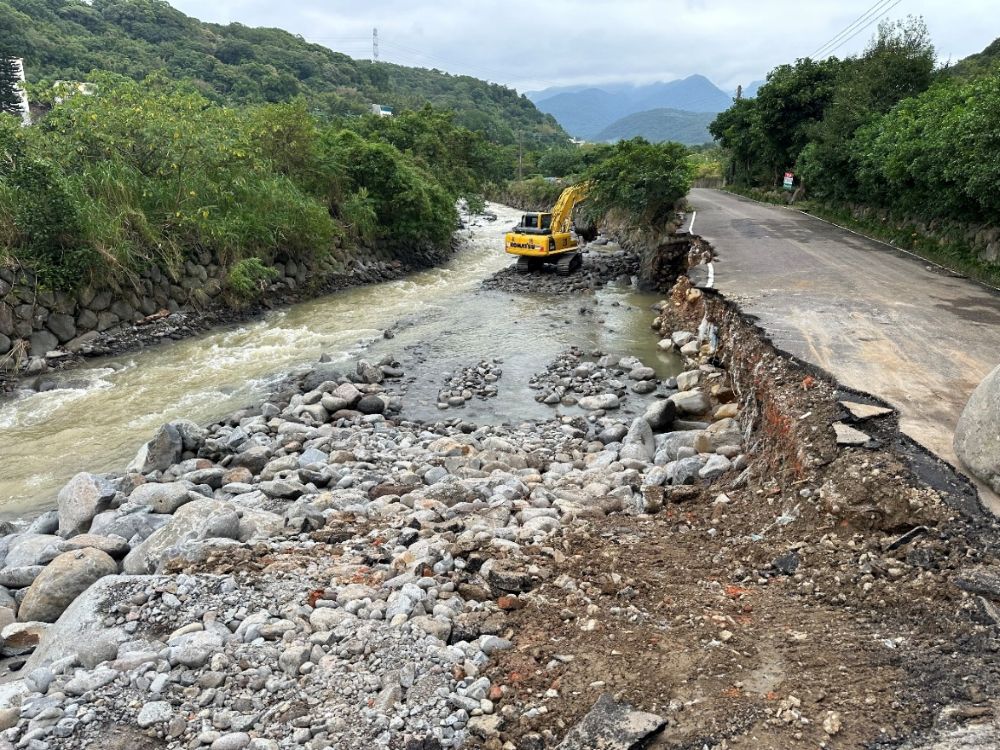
[504,183,590,274]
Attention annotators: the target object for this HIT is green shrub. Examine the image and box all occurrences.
[464,193,487,214]
[226,257,278,300]
[340,188,378,243]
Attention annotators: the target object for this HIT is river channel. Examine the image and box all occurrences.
[0,204,681,518]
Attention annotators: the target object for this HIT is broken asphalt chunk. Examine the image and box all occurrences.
[556,693,666,750]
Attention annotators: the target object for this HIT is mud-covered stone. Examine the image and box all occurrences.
[555,693,665,749]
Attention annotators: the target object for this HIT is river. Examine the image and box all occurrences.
[0,204,681,519]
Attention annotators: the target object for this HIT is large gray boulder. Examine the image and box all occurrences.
[955,364,1000,494]
[23,575,169,672]
[578,393,620,411]
[17,548,117,623]
[122,499,282,574]
[2,535,67,569]
[556,693,665,750]
[126,481,196,514]
[653,431,701,465]
[90,509,171,546]
[56,473,117,538]
[171,419,207,451]
[619,418,655,462]
[127,423,183,474]
[643,398,677,432]
[669,389,710,416]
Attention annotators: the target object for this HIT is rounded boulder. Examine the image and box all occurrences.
[18,548,117,623]
[955,364,1000,493]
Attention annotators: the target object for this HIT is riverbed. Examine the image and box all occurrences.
[0,204,681,518]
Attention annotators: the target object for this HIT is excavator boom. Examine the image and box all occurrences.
[550,183,589,234]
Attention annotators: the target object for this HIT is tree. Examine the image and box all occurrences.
[583,138,693,227]
[800,16,935,201]
[752,57,842,184]
[709,97,770,186]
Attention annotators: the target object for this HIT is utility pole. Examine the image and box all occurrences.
[735,84,742,101]
[517,130,523,181]
[372,28,379,63]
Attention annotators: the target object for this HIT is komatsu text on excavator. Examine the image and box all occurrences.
[504,183,589,275]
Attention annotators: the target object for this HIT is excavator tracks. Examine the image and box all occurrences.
[556,252,583,276]
[516,256,539,273]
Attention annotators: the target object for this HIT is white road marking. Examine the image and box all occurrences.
[689,210,697,234]
[706,261,715,288]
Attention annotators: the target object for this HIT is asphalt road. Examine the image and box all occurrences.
[690,188,1000,511]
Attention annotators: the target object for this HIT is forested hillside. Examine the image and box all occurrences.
[0,0,567,148]
[942,36,1000,79]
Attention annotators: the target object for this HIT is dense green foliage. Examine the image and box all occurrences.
[226,257,278,298]
[687,146,724,182]
[582,138,693,227]
[502,138,698,226]
[0,75,501,289]
[535,143,614,179]
[852,74,1000,223]
[4,0,567,149]
[711,19,1000,227]
[710,56,842,186]
[798,19,935,202]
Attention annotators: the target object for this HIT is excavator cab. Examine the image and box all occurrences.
[515,213,553,234]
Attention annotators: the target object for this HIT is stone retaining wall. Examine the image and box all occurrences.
[0,240,449,372]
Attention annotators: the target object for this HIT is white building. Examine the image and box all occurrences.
[370,103,393,117]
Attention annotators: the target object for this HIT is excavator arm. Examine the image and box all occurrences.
[549,182,589,235]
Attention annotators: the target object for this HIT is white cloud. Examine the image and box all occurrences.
[169,0,999,92]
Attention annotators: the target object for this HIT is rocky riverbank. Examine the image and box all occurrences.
[1,230,999,750]
[0,207,484,394]
[0,309,750,749]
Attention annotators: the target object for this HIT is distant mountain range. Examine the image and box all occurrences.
[526,74,764,144]
[592,108,716,146]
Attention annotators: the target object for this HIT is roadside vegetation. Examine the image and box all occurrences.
[709,19,1000,284]
[0,74,504,290]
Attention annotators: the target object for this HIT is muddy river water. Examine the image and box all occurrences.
[0,204,681,518]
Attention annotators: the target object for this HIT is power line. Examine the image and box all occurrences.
[821,0,903,57]
[812,0,894,56]
[811,0,897,57]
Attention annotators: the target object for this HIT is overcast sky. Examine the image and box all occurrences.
[169,0,998,93]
